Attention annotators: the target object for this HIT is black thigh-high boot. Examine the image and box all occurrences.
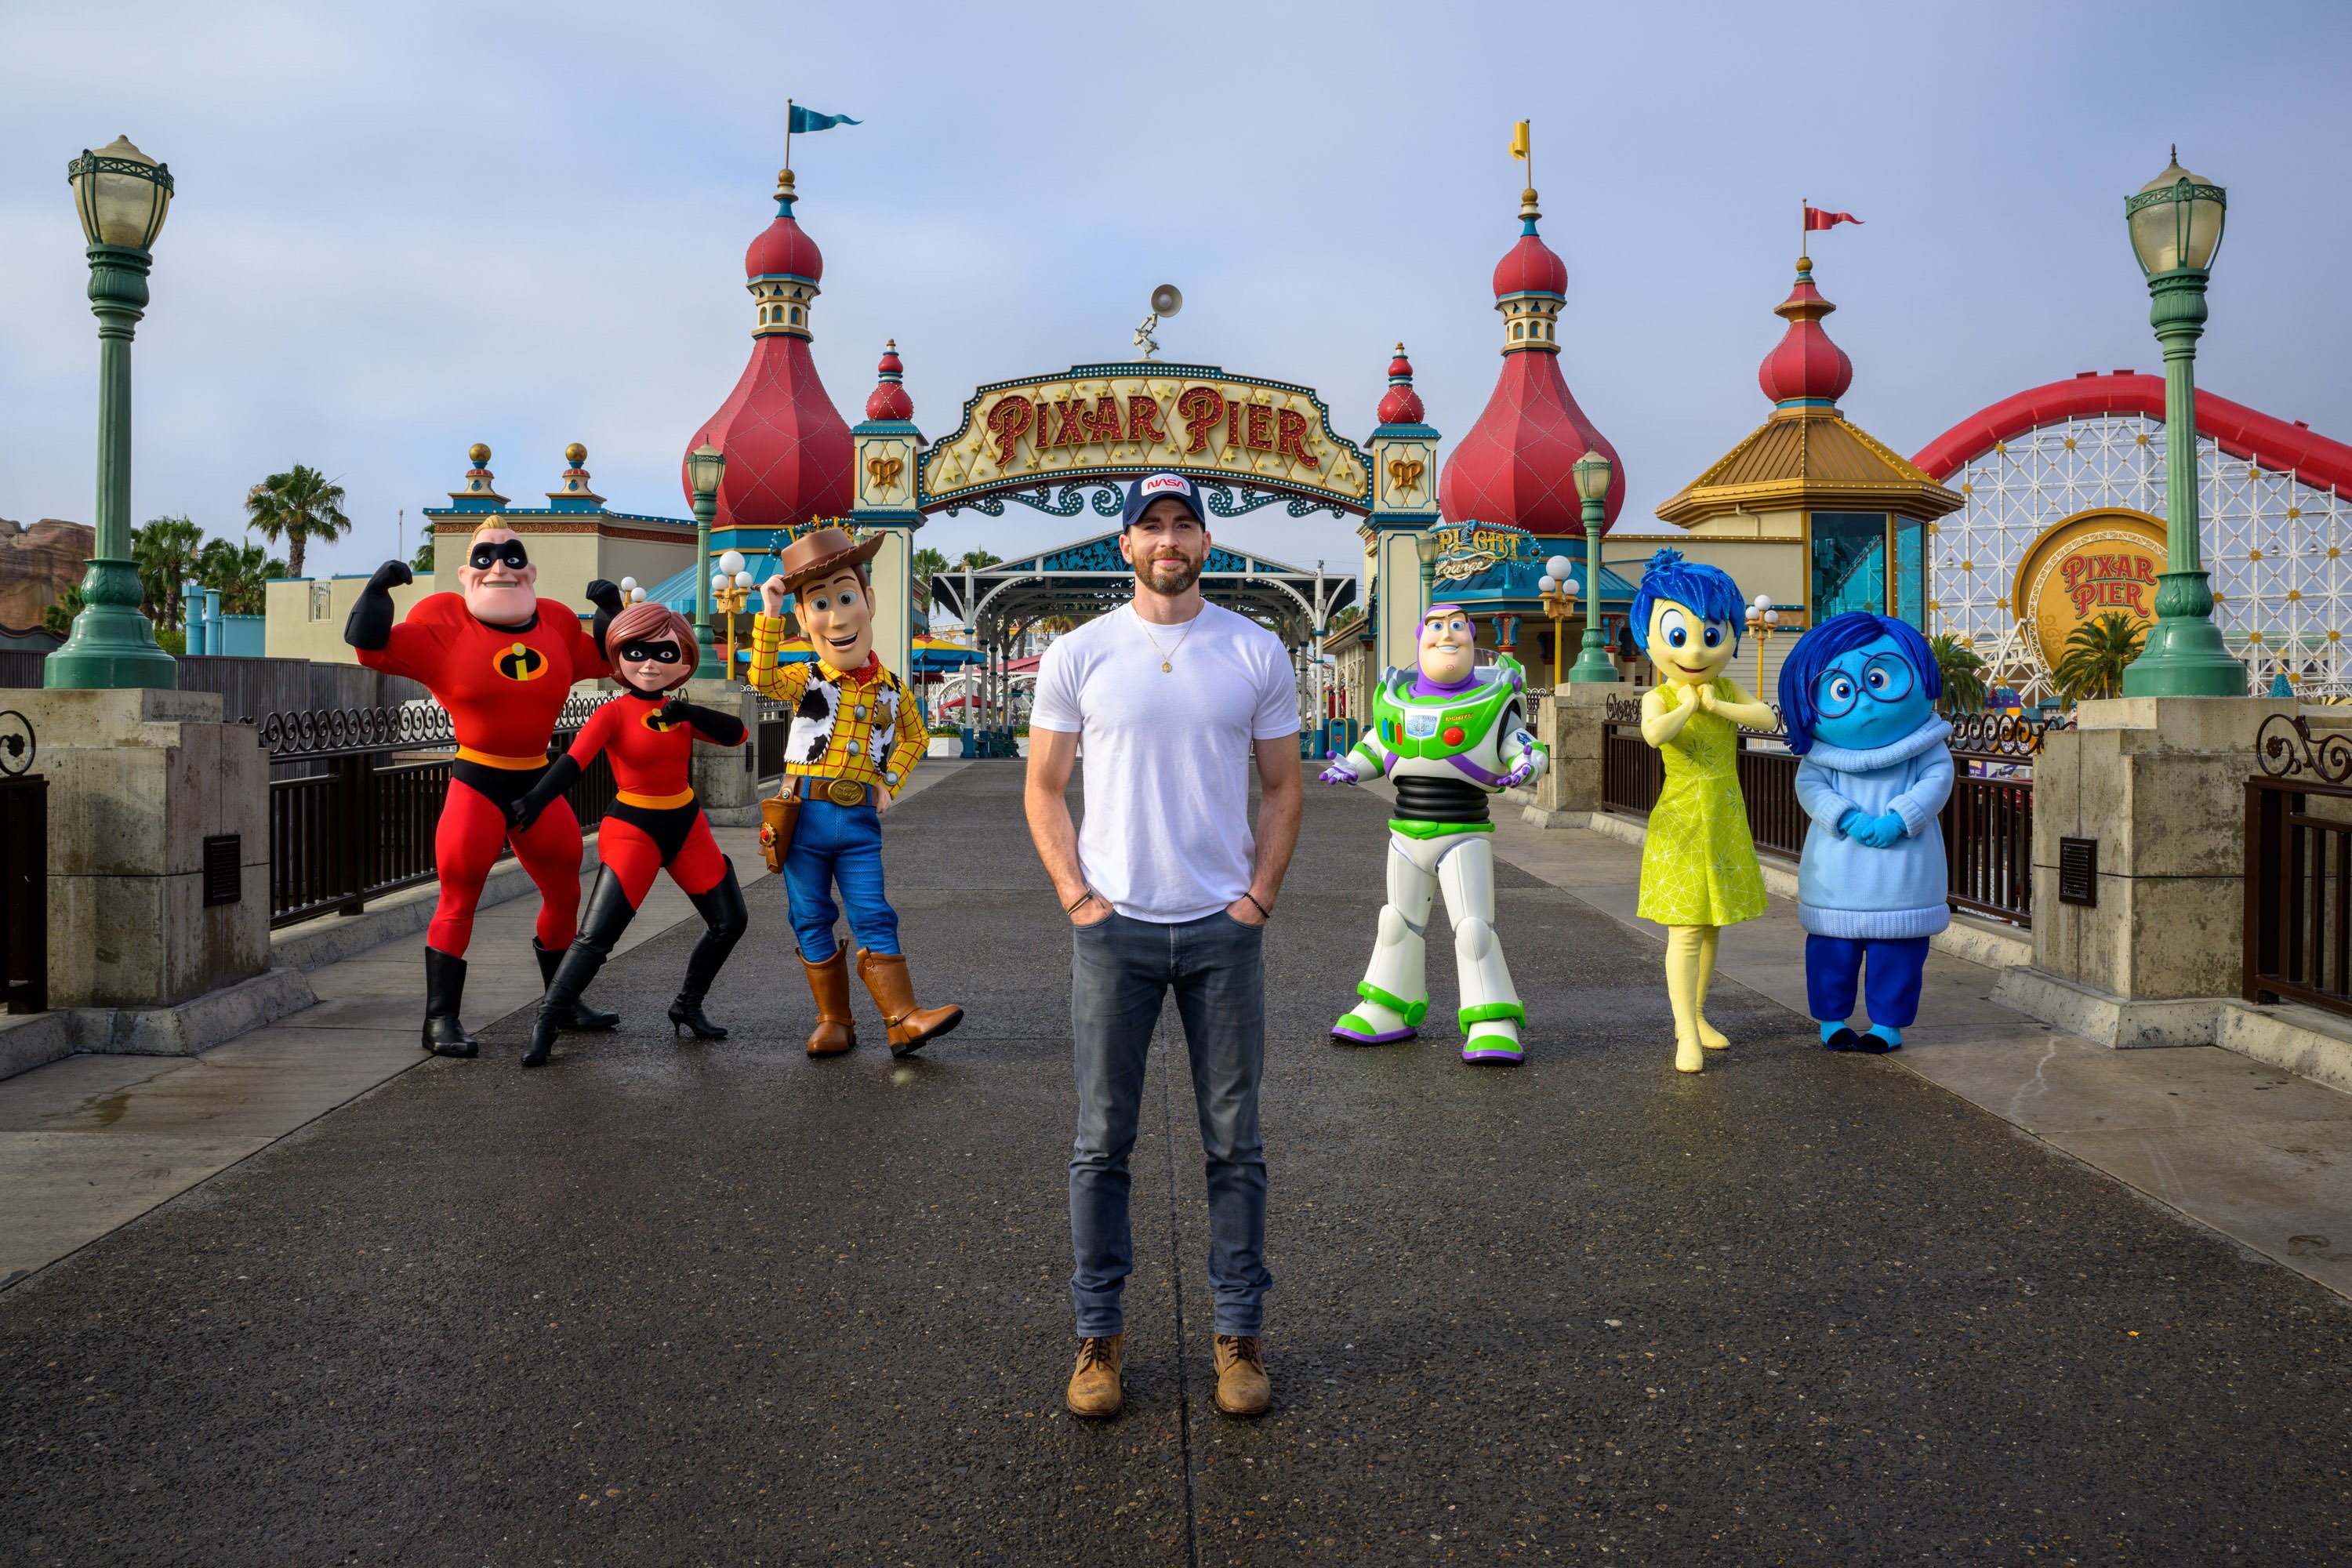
[534,938,619,1032]
[422,947,479,1058]
[522,868,637,1069]
[670,859,749,1040]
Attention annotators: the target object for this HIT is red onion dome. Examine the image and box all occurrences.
[866,340,913,422]
[1757,257,1853,406]
[1376,343,1425,425]
[746,209,823,281]
[1492,223,1569,298]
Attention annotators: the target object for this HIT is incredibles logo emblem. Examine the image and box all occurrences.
[641,706,676,731]
[495,642,548,683]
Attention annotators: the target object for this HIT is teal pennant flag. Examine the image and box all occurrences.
[787,106,861,133]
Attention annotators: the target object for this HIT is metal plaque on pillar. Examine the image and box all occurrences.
[2058,837,2097,906]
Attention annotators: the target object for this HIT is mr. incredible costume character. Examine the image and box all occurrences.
[345,526,624,1057]
[747,524,964,1058]
[1319,603,1548,1064]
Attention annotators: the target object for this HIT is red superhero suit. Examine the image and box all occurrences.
[509,602,749,1068]
[344,546,623,1058]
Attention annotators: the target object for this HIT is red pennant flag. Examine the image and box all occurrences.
[1805,206,1864,230]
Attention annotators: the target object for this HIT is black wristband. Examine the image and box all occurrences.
[1065,890,1098,915]
[1243,893,1272,920]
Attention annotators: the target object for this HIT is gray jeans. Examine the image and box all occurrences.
[1069,909,1271,1338]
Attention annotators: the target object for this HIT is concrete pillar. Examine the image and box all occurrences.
[684,677,759,820]
[1994,695,2293,1046]
[9,688,310,1052]
[1522,683,1635,827]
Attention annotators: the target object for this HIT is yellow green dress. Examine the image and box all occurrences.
[1636,679,1768,927]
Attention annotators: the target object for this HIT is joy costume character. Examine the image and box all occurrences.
[748,525,963,1058]
[345,528,624,1058]
[1777,612,1954,1053]
[1629,549,1773,1074]
[1320,603,1548,1064]
[509,604,750,1068]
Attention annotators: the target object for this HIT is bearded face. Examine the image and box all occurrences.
[458,528,539,625]
[1120,497,1208,597]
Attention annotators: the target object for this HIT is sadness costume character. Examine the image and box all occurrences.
[1629,549,1773,1074]
[1777,612,1953,1054]
[1320,603,1548,1064]
[748,525,964,1058]
[346,528,623,1058]
[509,604,750,1068]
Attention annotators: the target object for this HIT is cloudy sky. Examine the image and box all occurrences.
[3,0,2347,588]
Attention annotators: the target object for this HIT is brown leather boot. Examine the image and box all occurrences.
[1066,1334,1124,1419]
[800,951,857,1057]
[855,949,964,1058]
[1213,1334,1270,1417]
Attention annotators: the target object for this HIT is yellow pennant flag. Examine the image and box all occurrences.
[1511,121,1530,161]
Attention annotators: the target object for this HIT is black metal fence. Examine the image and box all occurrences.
[0,710,44,1014]
[264,695,615,928]
[1597,695,2049,927]
[2245,713,2352,1018]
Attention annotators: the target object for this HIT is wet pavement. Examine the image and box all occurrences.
[5,760,2352,1566]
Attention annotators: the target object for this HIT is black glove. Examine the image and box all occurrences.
[585,578,624,657]
[506,754,581,833]
[658,699,746,746]
[343,559,413,651]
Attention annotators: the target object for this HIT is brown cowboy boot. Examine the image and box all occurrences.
[1213,1334,1271,1417]
[800,951,857,1057]
[855,949,964,1058]
[1066,1334,1124,1419]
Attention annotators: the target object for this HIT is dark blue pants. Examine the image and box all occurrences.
[782,798,898,961]
[1069,910,1271,1338]
[1806,935,1930,1029]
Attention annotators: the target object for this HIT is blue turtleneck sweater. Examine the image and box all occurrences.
[1792,715,1955,939]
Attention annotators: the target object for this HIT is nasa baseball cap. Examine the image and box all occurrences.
[1120,471,1207,529]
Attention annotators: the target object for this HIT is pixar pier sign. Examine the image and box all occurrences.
[915,363,1372,515]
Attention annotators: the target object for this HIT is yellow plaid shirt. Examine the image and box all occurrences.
[746,612,929,797]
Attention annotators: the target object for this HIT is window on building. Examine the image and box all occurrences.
[1893,517,1926,630]
[1810,511,1887,620]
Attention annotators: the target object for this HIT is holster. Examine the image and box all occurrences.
[759,783,802,873]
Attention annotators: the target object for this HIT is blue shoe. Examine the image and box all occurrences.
[1821,1027,1862,1052]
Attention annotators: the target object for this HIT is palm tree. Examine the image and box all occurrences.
[245,465,350,578]
[956,549,1002,571]
[130,514,208,630]
[410,535,435,574]
[909,546,949,611]
[197,539,289,616]
[2051,612,2146,704]
[41,585,84,639]
[1929,632,1988,716]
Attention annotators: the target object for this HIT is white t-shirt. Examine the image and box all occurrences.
[1029,601,1300,923]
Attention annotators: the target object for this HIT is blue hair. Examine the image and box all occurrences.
[1628,549,1748,654]
[1777,611,1942,754]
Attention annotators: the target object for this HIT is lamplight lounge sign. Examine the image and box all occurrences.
[917,363,1370,513]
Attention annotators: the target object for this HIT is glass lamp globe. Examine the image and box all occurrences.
[718,550,746,577]
[619,575,637,593]
[710,572,729,593]
[732,571,754,590]
[68,135,172,250]
[1537,575,1559,595]
[1545,554,1575,582]
[1570,452,1613,503]
[685,443,727,497]
[1563,577,1582,601]
[2127,152,2226,275]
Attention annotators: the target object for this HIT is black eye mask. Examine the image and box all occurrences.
[618,640,682,665]
[469,539,530,572]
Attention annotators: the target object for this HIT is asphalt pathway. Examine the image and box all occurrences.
[5,760,2352,1566]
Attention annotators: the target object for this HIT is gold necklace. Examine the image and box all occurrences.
[1136,607,1198,673]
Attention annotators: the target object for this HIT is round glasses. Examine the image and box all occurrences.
[1815,654,1915,718]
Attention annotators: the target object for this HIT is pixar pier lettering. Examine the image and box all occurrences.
[2063,553,2157,618]
[982,384,1321,470]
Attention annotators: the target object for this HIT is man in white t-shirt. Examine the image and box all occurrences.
[1025,471,1303,1422]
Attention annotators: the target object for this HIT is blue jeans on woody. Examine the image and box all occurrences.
[1069,909,1272,1338]
[782,798,898,961]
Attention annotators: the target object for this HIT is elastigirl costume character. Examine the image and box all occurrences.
[747,525,962,1058]
[509,603,750,1068]
[1319,603,1548,1065]
[345,528,624,1057]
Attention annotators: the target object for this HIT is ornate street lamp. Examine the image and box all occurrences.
[1537,553,1580,682]
[1567,452,1619,682]
[1413,527,1443,619]
[711,550,757,675]
[45,136,178,690]
[685,442,726,646]
[2119,148,2242,697]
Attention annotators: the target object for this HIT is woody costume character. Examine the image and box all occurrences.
[345,528,625,1057]
[509,602,750,1068]
[748,524,963,1057]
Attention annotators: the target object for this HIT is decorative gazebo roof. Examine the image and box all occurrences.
[1657,256,1961,527]
[1437,186,1624,539]
[681,168,854,533]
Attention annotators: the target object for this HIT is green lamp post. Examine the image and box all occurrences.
[685,441,726,646]
[1413,526,1443,618]
[45,136,179,691]
[1567,452,1620,682]
[2119,148,2243,698]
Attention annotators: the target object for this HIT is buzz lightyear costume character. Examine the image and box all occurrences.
[1319,603,1548,1064]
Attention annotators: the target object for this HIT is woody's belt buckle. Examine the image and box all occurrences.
[825,778,867,808]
